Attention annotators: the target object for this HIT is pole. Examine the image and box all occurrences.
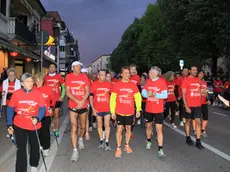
[57,37,60,73]
[40,31,43,72]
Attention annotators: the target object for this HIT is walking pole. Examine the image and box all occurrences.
[33,120,47,171]
[10,134,17,147]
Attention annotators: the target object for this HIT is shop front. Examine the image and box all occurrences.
[0,50,8,74]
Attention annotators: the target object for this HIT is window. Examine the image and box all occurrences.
[0,0,7,16]
[60,46,65,52]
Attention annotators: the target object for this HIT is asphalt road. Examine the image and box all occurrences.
[0,104,230,172]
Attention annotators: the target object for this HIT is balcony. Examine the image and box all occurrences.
[8,18,36,44]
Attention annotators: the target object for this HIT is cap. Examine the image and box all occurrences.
[72,61,83,67]
[81,68,88,73]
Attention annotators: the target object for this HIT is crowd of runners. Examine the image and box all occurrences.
[0,61,229,172]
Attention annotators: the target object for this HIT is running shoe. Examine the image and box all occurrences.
[93,123,97,128]
[130,133,135,140]
[186,137,194,146]
[180,121,184,127]
[71,149,79,161]
[146,141,152,150]
[99,140,105,148]
[115,148,122,158]
[105,143,111,151]
[85,133,90,140]
[172,123,177,129]
[196,142,204,149]
[89,127,93,132]
[43,149,49,157]
[78,138,85,150]
[157,149,165,158]
[202,131,208,137]
[31,167,38,172]
[124,145,133,154]
[54,130,59,137]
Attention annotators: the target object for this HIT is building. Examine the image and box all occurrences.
[0,0,55,78]
[85,65,92,74]
[41,11,65,73]
[90,54,110,73]
[59,27,80,73]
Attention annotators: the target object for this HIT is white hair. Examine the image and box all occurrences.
[149,66,161,77]
[20,73,32,84]
[7,67,16,76]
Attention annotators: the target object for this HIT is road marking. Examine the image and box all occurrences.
[0,146,16,167]
[164,122,230,162]
[212,112,228,117]
[39,115,69,172]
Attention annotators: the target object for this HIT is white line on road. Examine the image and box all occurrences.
[39,115,69,172]
[164,122,230,162]
[212,112,228,117]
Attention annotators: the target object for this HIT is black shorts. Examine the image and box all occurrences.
[116,114,134,126]
[185,107,201,119]
[201,104,208,120]
[55,101,63,108]
[145,112,164,124]
[69,108,88,114]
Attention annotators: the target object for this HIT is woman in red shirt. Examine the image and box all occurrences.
[7,73,46,172]
[35,73,56,157]
[164,71,178,129]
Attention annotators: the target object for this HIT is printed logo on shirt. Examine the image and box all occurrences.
[118,88,134,104]
[147,86,160,103]
[190,83,201,97]
[17,101,38,116]
[96,88,110,103]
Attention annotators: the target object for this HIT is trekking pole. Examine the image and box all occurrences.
[33,122,47,171]
[10,134,17,147]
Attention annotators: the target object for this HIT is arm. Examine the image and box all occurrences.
[110,92,117,114]
[60,84,66,98]
[141,89,148,98]
[174,85,179,98]
[182,88,189,109]
[6,106,15,127]
[89,94,95,110]
[82,85,90,102]
[134,92,142,112]
[35,106,46,122]
[66,85,78,103]
[155,90,168,99]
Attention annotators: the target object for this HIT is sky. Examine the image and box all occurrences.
[41,0,154,65]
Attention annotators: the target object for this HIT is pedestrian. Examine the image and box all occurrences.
[7,73,46,172]
[35,73,56,157]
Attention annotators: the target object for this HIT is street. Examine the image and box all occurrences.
[0,103,230,172]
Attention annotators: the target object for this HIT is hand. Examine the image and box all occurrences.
[177,97,181,101]
[48,108,53,115]
[77,100,85,109]
[111,113,116,120]
[2,91,5,96]
[185,107,191,114]
[59,97,63,101]
[136,111,141,118]
[147,90,153,97]
[207,100,211,105]
[92,108,97,116]
[31,117,38,126]
[8,126,14,135]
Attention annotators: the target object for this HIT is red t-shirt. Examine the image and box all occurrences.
[8,89,45,130]
[144,79,167,113]
[90,80,112,112]
[166,80,176,102]
[6,81,15,105]
[35,85,56,116]
[44,74,64,100]
[65,73,90,109]
[200,80,207,105]
[181,76,201,107]
[213,80,223,93]
[176,76,185,98]
[130,74,140,85]
[112,81,139,115]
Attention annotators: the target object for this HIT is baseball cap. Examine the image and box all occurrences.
[72,61,83,67]
[81,68,88,73]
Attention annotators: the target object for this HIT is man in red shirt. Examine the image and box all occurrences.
[110,66,142,158]
[142,66,168,158]
[175,68,189,126]
[213,76,223,106]
[90,69,112,150]
[44,63,65,137]
[110,71,118,84]
[181,65,204,149]
[129,64,141,139]
[65,61,90,161]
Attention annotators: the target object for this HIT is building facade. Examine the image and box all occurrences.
[0,0,55,78]
[90,54,110,74]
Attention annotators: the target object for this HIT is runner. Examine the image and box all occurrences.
[110,66,142,158]
[106,72,112,82]
[7,73,46,172]
[175,68,189,126]
[129,64,141,139]
[141,66,168,158]
[2,67,21,137]
[198,70,210,137]
[164,71,177,128]
[181,65,204,149]
[110,71,118,84]
[35,73,56,157]
[90,69,112,150]
[213,76,223,106]
[44,63,65,137]
[65,61,90,161]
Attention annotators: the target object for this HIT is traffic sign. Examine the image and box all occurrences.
[179,60,184,70]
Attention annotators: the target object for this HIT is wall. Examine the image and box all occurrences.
[0,51,8,73]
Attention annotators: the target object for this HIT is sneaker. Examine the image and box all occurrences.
[137,119,141,125]
[193,130,197,136]
[172,123,177,129]
[78,138,84,150]
[6,134,10,138]
[105,143,111,151]
[186,137,194,146]
[71,149,79,161]
[93,123,97,128]
[43,149,49,157]
[31,166,38,172]
[202,131,208,137]
[89,127,93,132]
[146,141,152,150]
[85,133,90,140]
[124,145,133,154]
[182,118,186,123]
[196,142,204,149]
[54,130,59,137]
[130,133,134,140]
[157,149,165,158]
[175,111,179,116]
[180,121,184,127]
[115,148,122,158]
[99,140,105,148]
